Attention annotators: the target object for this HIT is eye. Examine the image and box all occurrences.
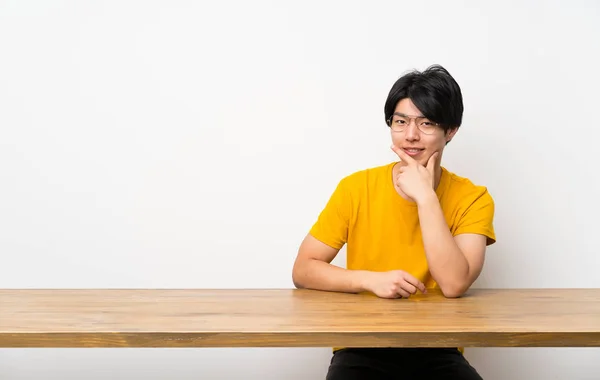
[395,119,407,125]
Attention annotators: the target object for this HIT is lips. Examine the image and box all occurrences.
[403,148,424,156]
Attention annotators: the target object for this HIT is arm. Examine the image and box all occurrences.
[391,145,491,298]
[295,172,427,297]
[292,233,427,297]
[293,177,372,293]
[416,193,487,298]
[292,233,371,293]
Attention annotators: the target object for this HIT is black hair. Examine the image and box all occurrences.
[384,64,463,134]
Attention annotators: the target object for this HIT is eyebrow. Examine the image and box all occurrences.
[393,112,426,118]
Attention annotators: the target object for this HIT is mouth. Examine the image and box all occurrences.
[403,148,425,157]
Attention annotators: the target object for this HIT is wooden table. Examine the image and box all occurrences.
[1,288,599,348]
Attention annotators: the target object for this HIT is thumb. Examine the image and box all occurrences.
[426,152,439,173]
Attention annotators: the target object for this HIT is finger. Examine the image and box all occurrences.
[397,288,411,298]
[400,282,418,295]
[391,145,416,165]
[426,152,439,173]
[384,289,401,299]
[401,273,427,293]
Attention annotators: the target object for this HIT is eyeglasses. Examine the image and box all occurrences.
[386,113,441,135]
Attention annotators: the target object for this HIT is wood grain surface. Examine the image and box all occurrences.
[1,288,599,348]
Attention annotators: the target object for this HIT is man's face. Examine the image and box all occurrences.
[389,98,457,167]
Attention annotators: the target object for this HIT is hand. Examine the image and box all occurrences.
[364,270,427,299]
[391,145,438,203]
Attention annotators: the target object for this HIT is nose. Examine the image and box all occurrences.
[404,121,421,142]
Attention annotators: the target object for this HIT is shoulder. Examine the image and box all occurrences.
[338,162,395,188]
[442,168,496,244]
[325,162,394,206]
[443,168,494,209]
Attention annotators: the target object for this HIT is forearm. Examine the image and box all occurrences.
[293,259,372,293]
[417,192,470,297]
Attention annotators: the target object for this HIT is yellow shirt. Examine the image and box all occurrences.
[309,162,496,351]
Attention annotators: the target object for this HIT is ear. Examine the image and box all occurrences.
[445,127,459,143]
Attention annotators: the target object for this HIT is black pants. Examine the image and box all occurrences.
[326,348,483,380]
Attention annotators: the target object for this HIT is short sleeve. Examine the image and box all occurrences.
[309,177,353,250]
[452,188,496,245]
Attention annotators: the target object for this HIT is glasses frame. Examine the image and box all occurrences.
[386,112,441,135]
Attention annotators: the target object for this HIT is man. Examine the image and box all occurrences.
[292,65,496,379]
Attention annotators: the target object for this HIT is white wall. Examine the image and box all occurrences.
[1,1,599,379]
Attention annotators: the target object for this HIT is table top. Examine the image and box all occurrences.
[1,288,599,348]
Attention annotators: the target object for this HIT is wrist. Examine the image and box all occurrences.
[416,189,438,206]
[353,270,374,293]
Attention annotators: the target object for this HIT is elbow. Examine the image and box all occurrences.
[292,262,306,289]
[441,288,464,298]
[439,282,468,298]
[435,263,474,298]
[292,274,304,289]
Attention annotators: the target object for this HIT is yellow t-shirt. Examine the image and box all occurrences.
[309,162,496,351]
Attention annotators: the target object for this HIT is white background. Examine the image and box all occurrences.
[1,1,599,379]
